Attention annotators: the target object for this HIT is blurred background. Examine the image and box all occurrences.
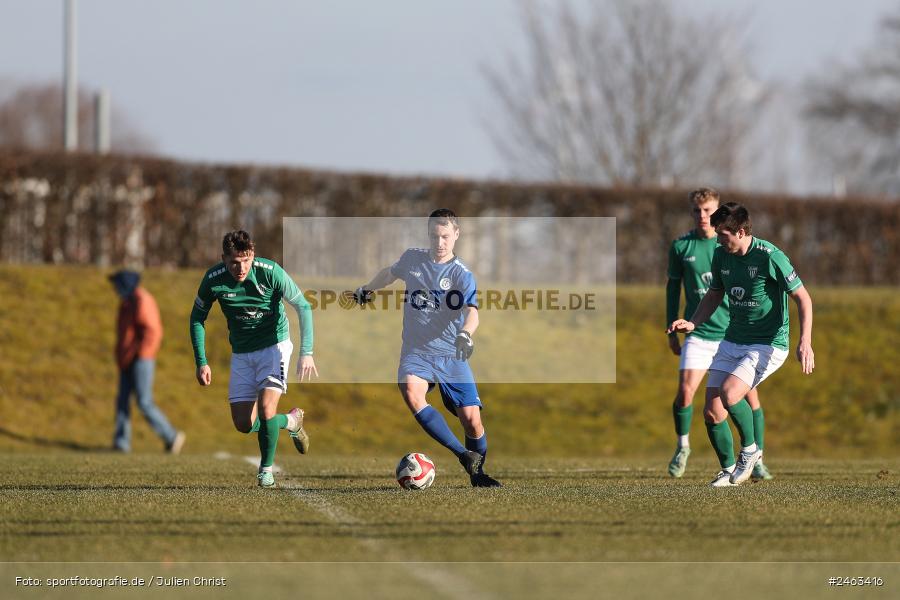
[0,0,897,457]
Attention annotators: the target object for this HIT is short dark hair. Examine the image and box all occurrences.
[222,230,255,256]
[711,202,752,234]
[428,208,459,230]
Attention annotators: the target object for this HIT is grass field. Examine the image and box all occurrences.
[2,453,898,598]
[2,265,899,598]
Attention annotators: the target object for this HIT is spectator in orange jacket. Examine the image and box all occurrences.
[109,270,185,453]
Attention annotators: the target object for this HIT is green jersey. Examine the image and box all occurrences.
[189,257,313,367]
[667,231,729,341]
[709,237,802,350]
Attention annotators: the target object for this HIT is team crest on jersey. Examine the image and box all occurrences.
[748,266,758,279]
[701,272,713,286]
[730,286,745,301]
[439,277,452,290]
[684,256,696,262]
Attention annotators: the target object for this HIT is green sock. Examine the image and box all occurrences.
[673,403,693,436]
[725,398,756,448]
[257,415,282,468]
[705,420,735,469]
[752,407,765,451]
[249,414,288,434]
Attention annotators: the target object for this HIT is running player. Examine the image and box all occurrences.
[346,209,501,487]
[190,230,317,488]
[666,188,772,480]
[668,202,814,486]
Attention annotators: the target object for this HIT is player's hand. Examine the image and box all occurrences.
[667,334,681,356]
[796,339,815,374]
[296,354,319,382]
[455,330,474,360]
[342,287,374,306]
[196,365,212,386]
[667,319,695,335]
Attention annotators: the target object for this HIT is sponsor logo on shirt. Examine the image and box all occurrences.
[701,272,713,286]
[786,270,798,282]
[683,256,696,262]
[225,293,236,298]
[410,270,422,278]
[730,286,745,301]
[720,269,730,275]
[410,290,439,314]
[748,266,758,279]
[209,267,226,279]
[236,308,271,321]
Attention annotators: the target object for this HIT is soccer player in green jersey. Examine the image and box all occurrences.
[190,231,318,488]
[668,203,814,486]
[666,189,772,480]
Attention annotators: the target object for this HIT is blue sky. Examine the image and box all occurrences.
[0,0,894,182]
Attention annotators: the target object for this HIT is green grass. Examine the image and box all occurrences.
[2,454,898,563]
[0,264,898,457]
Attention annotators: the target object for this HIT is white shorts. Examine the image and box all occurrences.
[228,340,293,403]
[707,340,788,389]
[679,336,721,371]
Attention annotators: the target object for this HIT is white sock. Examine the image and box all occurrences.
[259,465,273,473]
[742,443,758,454]
[677,435,690,448]
[286,410,298,431]
[724,464,735,473]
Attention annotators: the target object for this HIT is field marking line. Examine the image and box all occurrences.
[216,452,495,600]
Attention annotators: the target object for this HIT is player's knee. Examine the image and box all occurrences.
[459,412,483,436]
[719,386,742,406]
[462,422,483,438]
[674,387,695,407]
[703,406,726,423]
[233,419,253,434]
[398,384,425,410]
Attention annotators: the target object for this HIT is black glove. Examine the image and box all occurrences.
[348,287,374,305]
[455,330,474,360]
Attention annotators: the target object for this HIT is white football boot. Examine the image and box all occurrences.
[730,448,763,485]
[710,469,737,487]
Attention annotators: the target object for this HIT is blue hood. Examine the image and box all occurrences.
[109,270,140,298]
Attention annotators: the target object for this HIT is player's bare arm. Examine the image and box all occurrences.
[364,266,399,292]
[789,285,815,374]
[343,266,398,304]
[668,288,725,334]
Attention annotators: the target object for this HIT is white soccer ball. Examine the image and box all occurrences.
[396,453,436,490]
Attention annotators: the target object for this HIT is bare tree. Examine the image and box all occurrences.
[482,0,768,188]
[0,81,156,154]
[805,10,900,197]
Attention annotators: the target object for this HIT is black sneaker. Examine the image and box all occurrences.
[470,472,502,488]
[458,450,483,476]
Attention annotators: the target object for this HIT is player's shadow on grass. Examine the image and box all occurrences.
[0,425,108,452]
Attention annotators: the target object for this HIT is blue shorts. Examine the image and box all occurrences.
[398,353,482,414]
